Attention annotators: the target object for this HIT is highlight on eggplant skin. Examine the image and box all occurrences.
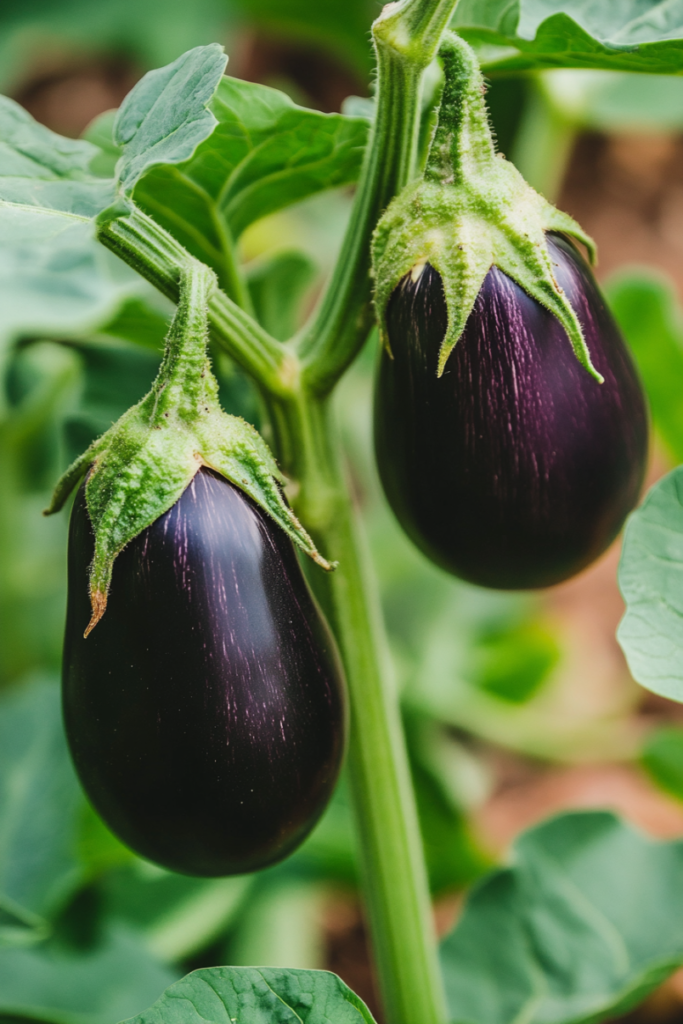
[374,233,649,590]
[62,468,346,877]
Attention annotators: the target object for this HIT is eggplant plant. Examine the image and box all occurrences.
[2,2,683,1024]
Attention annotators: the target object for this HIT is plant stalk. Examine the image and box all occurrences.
[297,0,461,396]
[265,391,448,1024]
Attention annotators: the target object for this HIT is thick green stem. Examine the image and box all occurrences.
[297,0,460,396]
[264,392,447,1024]
[96,205,287,396]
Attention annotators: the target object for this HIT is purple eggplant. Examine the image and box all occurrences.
[63,467,346,876]
[374,233,648,589]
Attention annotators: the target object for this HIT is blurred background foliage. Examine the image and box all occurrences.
[4,1,683,1022]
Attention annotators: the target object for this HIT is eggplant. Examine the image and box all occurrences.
[63,467,346,876]
[374,232,648,589]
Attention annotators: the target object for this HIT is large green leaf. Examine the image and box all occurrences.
[453,1,683,73]
[618,467,683,702]
[441,811,683,1024]
[130,73,369,286]
[114,43,228,194]
[605,270,683,465]
[0,681,83,942]
[0,205,152,400]
[120,965,376,1024]
[0,922,177,1024]
[0,96,114,216]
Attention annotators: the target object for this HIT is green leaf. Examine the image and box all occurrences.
[642,727,683,802]
[441,811,683,1024]
[470,619,560,704]
[246,250,317,341]
[0,922,176,1024]
[0,0,230,96]
[228,880,325,971]
[605,270,683,465]
[0,207,137,344]
[0,200,165,417]
[83,109,123,179]
[103,864,253,962]
[0,681,83,938]
[541,70,683,133]
[61,339,164,465]
[231,0,378,76]
[453,1,683,73]
[618,467,683,702]
[130,74,368,288]
[114,43,228,194]
[119,965,376,1024]
[0,96,115,217]
[404,712,490,894]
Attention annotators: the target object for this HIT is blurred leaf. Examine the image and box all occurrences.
[540,70,683,133]
[291,773,358,885]
[114,43,228,195]
[94,295,170,351]
[121,965,376,1024]
[0,922,176,1024]
[232,0,380,75]
[618,467,683,703]
[642,727,683,802]
[0,203,156,407]
[405,713,491,894]
[0,681,83,934]
[246,249,317,341]
[0,96,114,216]
[228,880,325,970]
[61,339,163,464]
[4,342,79,493]
[82,110,122,179]
[471,619,560,704]
[103,864,253,962]
[132,73,368,289]
[453,1,683,74]
[78,803,135,881]
[605,270,683,465]
[0,0,230,94]
[441,811,683,1024]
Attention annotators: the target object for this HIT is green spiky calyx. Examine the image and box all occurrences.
[371,30,602,383]
[45,261,334,636]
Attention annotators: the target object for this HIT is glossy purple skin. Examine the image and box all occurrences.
[375,233,648,589]
[63,468,346,876]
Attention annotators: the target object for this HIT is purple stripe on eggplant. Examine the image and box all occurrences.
[63,468,346,876]
[374,233,648,589]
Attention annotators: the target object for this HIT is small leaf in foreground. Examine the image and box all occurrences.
[114,43,228,194]
[118,965,377,1024]
[618,467,683,702]
[441,811,683,1024]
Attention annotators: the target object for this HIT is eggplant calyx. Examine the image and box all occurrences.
[45,261,334,635]
[371,30,603,384]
